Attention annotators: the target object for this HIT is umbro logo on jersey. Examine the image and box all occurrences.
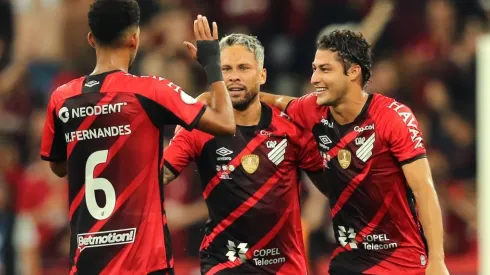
[216,147,233,161]
[216,147,233,157]
[318,135,332,150]
[356,133,375,162]
[226,240,248,263]
[319,135,332,145]
[84,80,100,88]
[267,139,287,165]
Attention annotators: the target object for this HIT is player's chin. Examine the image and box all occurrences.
[316,93,332,106]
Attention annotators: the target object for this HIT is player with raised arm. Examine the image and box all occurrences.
[163,34,324,275]
[39,0,234,274]
[260,30,450,275]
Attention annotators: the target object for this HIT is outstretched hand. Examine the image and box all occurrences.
[183,15,219,60]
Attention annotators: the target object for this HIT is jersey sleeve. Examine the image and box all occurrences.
[386,102,427,165]
[138,77,206,131]
[40,96,67,162]
[163,128,199,176]
[296,130,324,172]
[285,93,319,131]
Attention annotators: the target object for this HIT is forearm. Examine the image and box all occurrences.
[187,200,209,222]
[413,187,445,261]
[259,92,296,111]
[358,0,394,47]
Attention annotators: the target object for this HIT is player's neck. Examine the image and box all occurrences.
[234,98,261,126]
[330,89,369,125]
[92,48,130,75]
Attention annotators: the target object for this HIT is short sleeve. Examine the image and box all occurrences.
[296,130,324,172]
[40,96,67,162]
[163,128,198,175]
[285,93,319,131]
[386,102,427,164]
[138,77,206,131]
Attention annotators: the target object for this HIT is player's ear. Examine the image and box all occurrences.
[260,68,267,85]
[127,28,139,50]
[348,64,361,83]
[87,32,96,48]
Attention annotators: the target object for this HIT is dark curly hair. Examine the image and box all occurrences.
[317,30,372,87]
[88,0,140,47]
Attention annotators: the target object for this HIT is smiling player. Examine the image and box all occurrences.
[260,30,449,275]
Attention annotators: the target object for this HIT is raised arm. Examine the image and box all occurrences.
[184,15,235,136]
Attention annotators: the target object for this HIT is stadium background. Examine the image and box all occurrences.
[0,0,484,274]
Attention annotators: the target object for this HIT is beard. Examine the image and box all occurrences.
[231,87,259,111]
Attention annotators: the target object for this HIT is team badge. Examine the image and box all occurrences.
[241,154,259,174]
[338,149,351,169]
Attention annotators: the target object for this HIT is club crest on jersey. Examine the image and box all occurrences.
[241,154,259,174]
[338,149,351,169]
[267,139,287,165]
[355,133,375,162]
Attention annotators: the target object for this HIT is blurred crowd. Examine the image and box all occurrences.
[0,0,487,274]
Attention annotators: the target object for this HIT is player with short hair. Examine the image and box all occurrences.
[259,30,450,275]
[40,0,235,274]
[163,33,324,275]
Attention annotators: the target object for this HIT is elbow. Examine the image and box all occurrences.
[49,162,67,178]
[52,169,67,178]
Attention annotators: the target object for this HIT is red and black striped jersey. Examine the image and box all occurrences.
[286,93,428,275]
[40,70,206,275]
[164,104,323,275]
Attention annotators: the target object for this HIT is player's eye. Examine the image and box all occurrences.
[222,67,231,72]
[239,66,249,71]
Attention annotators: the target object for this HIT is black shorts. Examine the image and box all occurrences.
[148,269,175,275]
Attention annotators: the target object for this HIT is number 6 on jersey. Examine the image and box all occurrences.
[85,150,116,220]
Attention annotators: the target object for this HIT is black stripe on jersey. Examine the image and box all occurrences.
[158,129,174,269]
[400,153,427,166]
[164,160,180,177]
[148,269,175,275]
[201,141,281,238]
[135,94,206,131]
[82,70,121,94]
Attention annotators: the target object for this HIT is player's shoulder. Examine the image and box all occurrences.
[293,93,326,110]
[268,104,308,139]
[369,93,416,122]
[109,73,160,94]
[49,76,85,106]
